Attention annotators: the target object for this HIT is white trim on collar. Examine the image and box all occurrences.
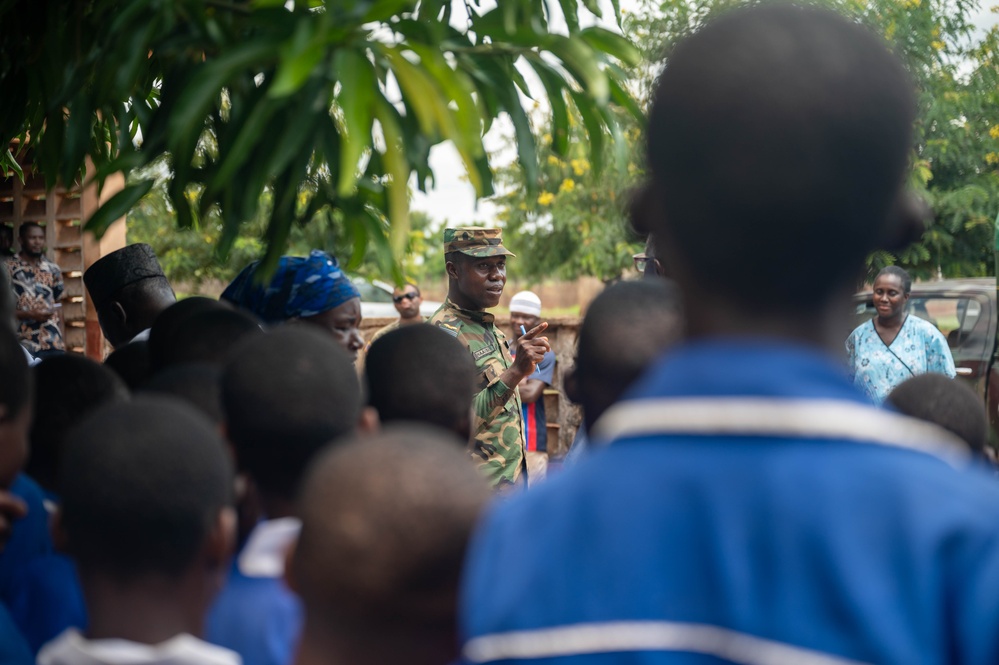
[38,629,241,665]
[129,328,151,344]
[592,398,970,467]
[237,517,301,578]
[464,621,870,665]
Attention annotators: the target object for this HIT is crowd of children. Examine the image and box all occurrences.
[0,262,497,664]
[4,3,999,664]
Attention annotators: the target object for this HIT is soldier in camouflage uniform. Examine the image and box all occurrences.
[429,227,551,489]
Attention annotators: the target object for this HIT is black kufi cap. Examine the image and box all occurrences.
[85,244,166,309]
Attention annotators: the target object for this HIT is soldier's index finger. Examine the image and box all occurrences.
[520,321,549,340]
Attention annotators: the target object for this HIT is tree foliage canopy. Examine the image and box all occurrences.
[0,0,640,278]
[127,165,447,291]
[497,0,999,282]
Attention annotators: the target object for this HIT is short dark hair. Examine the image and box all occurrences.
[0,328,30,421]
[103,340,152,391]
[142,364,224,426]
[394,282,420,296]
[578,280,682,383]
[365,324,475,441]
[293,425,490,639]
[60,397,233,580]
[0,224,11,239]
[148,297,228,371]
[222,326,361,499]
[27,355,129,493]
[153,308,261,370]
[646,4,914,312]
[887,374,988,454]
[575,280,682,429]
[18,221,42,238]
[875,265,912,295]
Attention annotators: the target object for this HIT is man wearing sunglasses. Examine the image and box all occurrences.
[368,282,423,347]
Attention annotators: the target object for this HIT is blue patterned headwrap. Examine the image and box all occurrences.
[220,250,361,323]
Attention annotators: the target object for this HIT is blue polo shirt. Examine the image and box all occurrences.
[0,604,32,665]
[460,341,999,665]
[0,474,52,605]
[206,518,302,665]
[9,553,86,653]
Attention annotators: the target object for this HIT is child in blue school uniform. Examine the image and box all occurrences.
[8,354,129,653]
[0,324,35,664]
[460,6,999,665]
[0,265,48,661]
[206,326,364,665]
[37,397,238,665]
[287,426,491,665]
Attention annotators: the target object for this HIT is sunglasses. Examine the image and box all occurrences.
[393,292,419,303]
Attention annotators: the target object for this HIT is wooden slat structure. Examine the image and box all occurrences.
[1,149,126,358]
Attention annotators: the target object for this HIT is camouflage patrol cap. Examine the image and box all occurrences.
[443,227,516,258]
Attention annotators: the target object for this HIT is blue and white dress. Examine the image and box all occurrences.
[846,315,956,403]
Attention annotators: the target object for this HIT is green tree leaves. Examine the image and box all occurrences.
[498,0,999,283]
[0,0,640,276]
[85,181,155,237]
[848,0,999,280]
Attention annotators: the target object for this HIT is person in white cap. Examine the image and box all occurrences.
[508,291,555,482]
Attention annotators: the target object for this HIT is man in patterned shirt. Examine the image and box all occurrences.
[4,223,64,357]
[428,228,551,489]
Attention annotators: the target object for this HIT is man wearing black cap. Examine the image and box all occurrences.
[84,244,176,348]
[4,223,64,358]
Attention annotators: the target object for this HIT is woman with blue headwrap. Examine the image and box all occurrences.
[221,250,364,361]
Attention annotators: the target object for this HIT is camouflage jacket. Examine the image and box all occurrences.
[429,298,525,487]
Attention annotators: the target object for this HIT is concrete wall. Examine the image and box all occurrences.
[415,276,606,315]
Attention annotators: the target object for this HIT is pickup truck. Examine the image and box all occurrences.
[853,278,999,442]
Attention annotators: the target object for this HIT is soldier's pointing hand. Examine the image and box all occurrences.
[512,322,551,378]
